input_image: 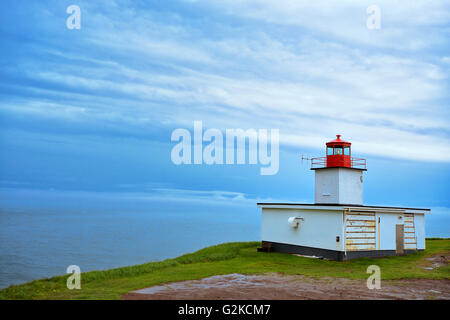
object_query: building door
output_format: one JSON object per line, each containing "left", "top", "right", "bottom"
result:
{"left": 396, "top": 224, "right": 404, "bottom": 255}
{"left": 344, "top": 211, "right": 376, "bottom": 252}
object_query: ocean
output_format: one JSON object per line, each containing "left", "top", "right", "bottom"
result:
{"left": 0, "top": 191, "right": 259, "bottom": 289}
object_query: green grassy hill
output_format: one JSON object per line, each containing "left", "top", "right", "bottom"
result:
{"left": 1, "top": 239, "right": 449, "bottom": 300}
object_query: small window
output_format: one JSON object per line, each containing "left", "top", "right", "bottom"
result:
{"left": 327, "top": 147, "right": 333, "bottom": 155}
{"left": 344, "top": 146, "right": 350, "bottom": 155}
{"left": 334, "top": 146, "right": 343, "bottom": 155}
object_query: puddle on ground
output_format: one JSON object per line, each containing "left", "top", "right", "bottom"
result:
{"left": 422, "top": 254, "right": 448, "bottom": 270}
{"left": 134, "top": 274, "right": 266, "bottom": 294}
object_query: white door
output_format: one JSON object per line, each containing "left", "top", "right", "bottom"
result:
{"left": 344, "top": 211, "right": 376, "bottom": 251}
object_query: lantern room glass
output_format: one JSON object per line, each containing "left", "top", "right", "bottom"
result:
{"left": 334, "top": 146, "right": 343, "bottom": 155}
{"left": 344, "top": 146, "right": 350, "bottom": 155}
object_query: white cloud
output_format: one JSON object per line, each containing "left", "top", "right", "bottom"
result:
{"left": 3, "top": 0, "right": 449, "bottom": 163}
{"left": 0, "top": 187, "right": 256, "bottom": 207}
{"left": 200, "top": 0, "right": 450, "bottom": 50}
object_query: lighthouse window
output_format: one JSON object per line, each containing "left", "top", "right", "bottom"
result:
{"left": 327, "top": 147, "right": 333, "bottom": 155}
{"left": 344, "top": 146, "right": 350, "bottom": 155}
{"left": 334, "top": 147, "right": 343, "bottom": 155}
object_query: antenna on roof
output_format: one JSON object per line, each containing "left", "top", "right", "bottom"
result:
{"left": 301, "top": 154, "right": 312, "bottom": 165}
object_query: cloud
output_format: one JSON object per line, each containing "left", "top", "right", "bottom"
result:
{"left": 0, "top": 186, "right": 256, "bottom": 207}
{"left": 199, "top": 0, "right": 450, "bottom": 50}
{"left": 0, "top": 0, "right": 449, "bottom": 163}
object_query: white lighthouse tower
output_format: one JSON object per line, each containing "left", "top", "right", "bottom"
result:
{"left": 311, "top": 135, "right": 366, "bottom": 205}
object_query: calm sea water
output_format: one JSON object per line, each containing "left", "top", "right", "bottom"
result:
{"left": 1, "top": 189, "right": 448, "bottom": 289}
{"left": 0, "top": 199, "right": 259, "bottom": 289}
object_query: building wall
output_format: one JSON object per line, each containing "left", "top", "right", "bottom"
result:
{"left": 261, "top": 207, "right": 427, "bottom": 256}
{"left": 315, "top": 168, "right": 340, "bottom": 204}
{"left": 374, "top": 212, "right": 425, "bottom": 251}
{"left": 261, "top": 208, "right": 344, "bottom": 252}
{"left": 314, "top": 168, "right": 363, "bottom": 205}
{"left": 338, "top": 169, "right": 363, "bottom": 205}
{"left": 415, "top": 213, "right": 426, "bottom": 250}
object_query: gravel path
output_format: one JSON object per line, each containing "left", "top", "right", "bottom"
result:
{"left": 123, "top": 273, "right": 450, "bottom": 300}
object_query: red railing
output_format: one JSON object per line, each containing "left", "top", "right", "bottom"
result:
{"left": 311, "top": 157, "right": 327, "bottom": 169}
{"left": 351, "top": 157, "right": 366, "bottom": 169}
{"left": 311, "top": 157, "right": 366, "bottom": 169}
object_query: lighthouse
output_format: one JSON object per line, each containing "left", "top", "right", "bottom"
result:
{"left": 257, "top": 135, "right": 430, "bottom": 261}
{"left": 312, "top": 135, "right": 366, "bottom": 205}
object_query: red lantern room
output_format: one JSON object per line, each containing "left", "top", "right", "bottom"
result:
{"left": 311, "top": 135, "right": 366, "bottom": 170}
{"left": 326, "top": 134, "right": 352, "bottom": 167}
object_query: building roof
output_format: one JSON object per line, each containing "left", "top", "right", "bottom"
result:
{"left": 326, "top": 134, "right": 351, "bottom": 146}
{"left": 256, "top": 202, "right": 430, "bottom": 212}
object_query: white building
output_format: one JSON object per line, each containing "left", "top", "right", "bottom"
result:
{"left": 258, "top": 135, "right": 430, "bottom": 261}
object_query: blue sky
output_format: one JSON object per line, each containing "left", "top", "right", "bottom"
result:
{"left": 0, "top": 1, "right": 449, "bottom": 235}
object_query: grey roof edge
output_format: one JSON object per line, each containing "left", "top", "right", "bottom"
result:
{"left": 256, "top": 202, "right": 431, "bottom": 211}
{"left": 311, "top": 167, "right": 367, "bottom": 171}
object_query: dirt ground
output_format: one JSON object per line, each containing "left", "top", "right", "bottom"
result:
{"left": 422, "top": 253, "right": 449, "bottom": 270}
{"left": 123, "top": 273, "right": 450, "bottom": 300}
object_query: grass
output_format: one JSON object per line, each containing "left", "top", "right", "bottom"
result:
{"left": 0, "top": 239, "right": 449, "bottom": 300}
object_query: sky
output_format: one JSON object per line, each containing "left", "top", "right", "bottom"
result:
{"left": 0, "top": 0, "right": 449, "bottom": 235}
